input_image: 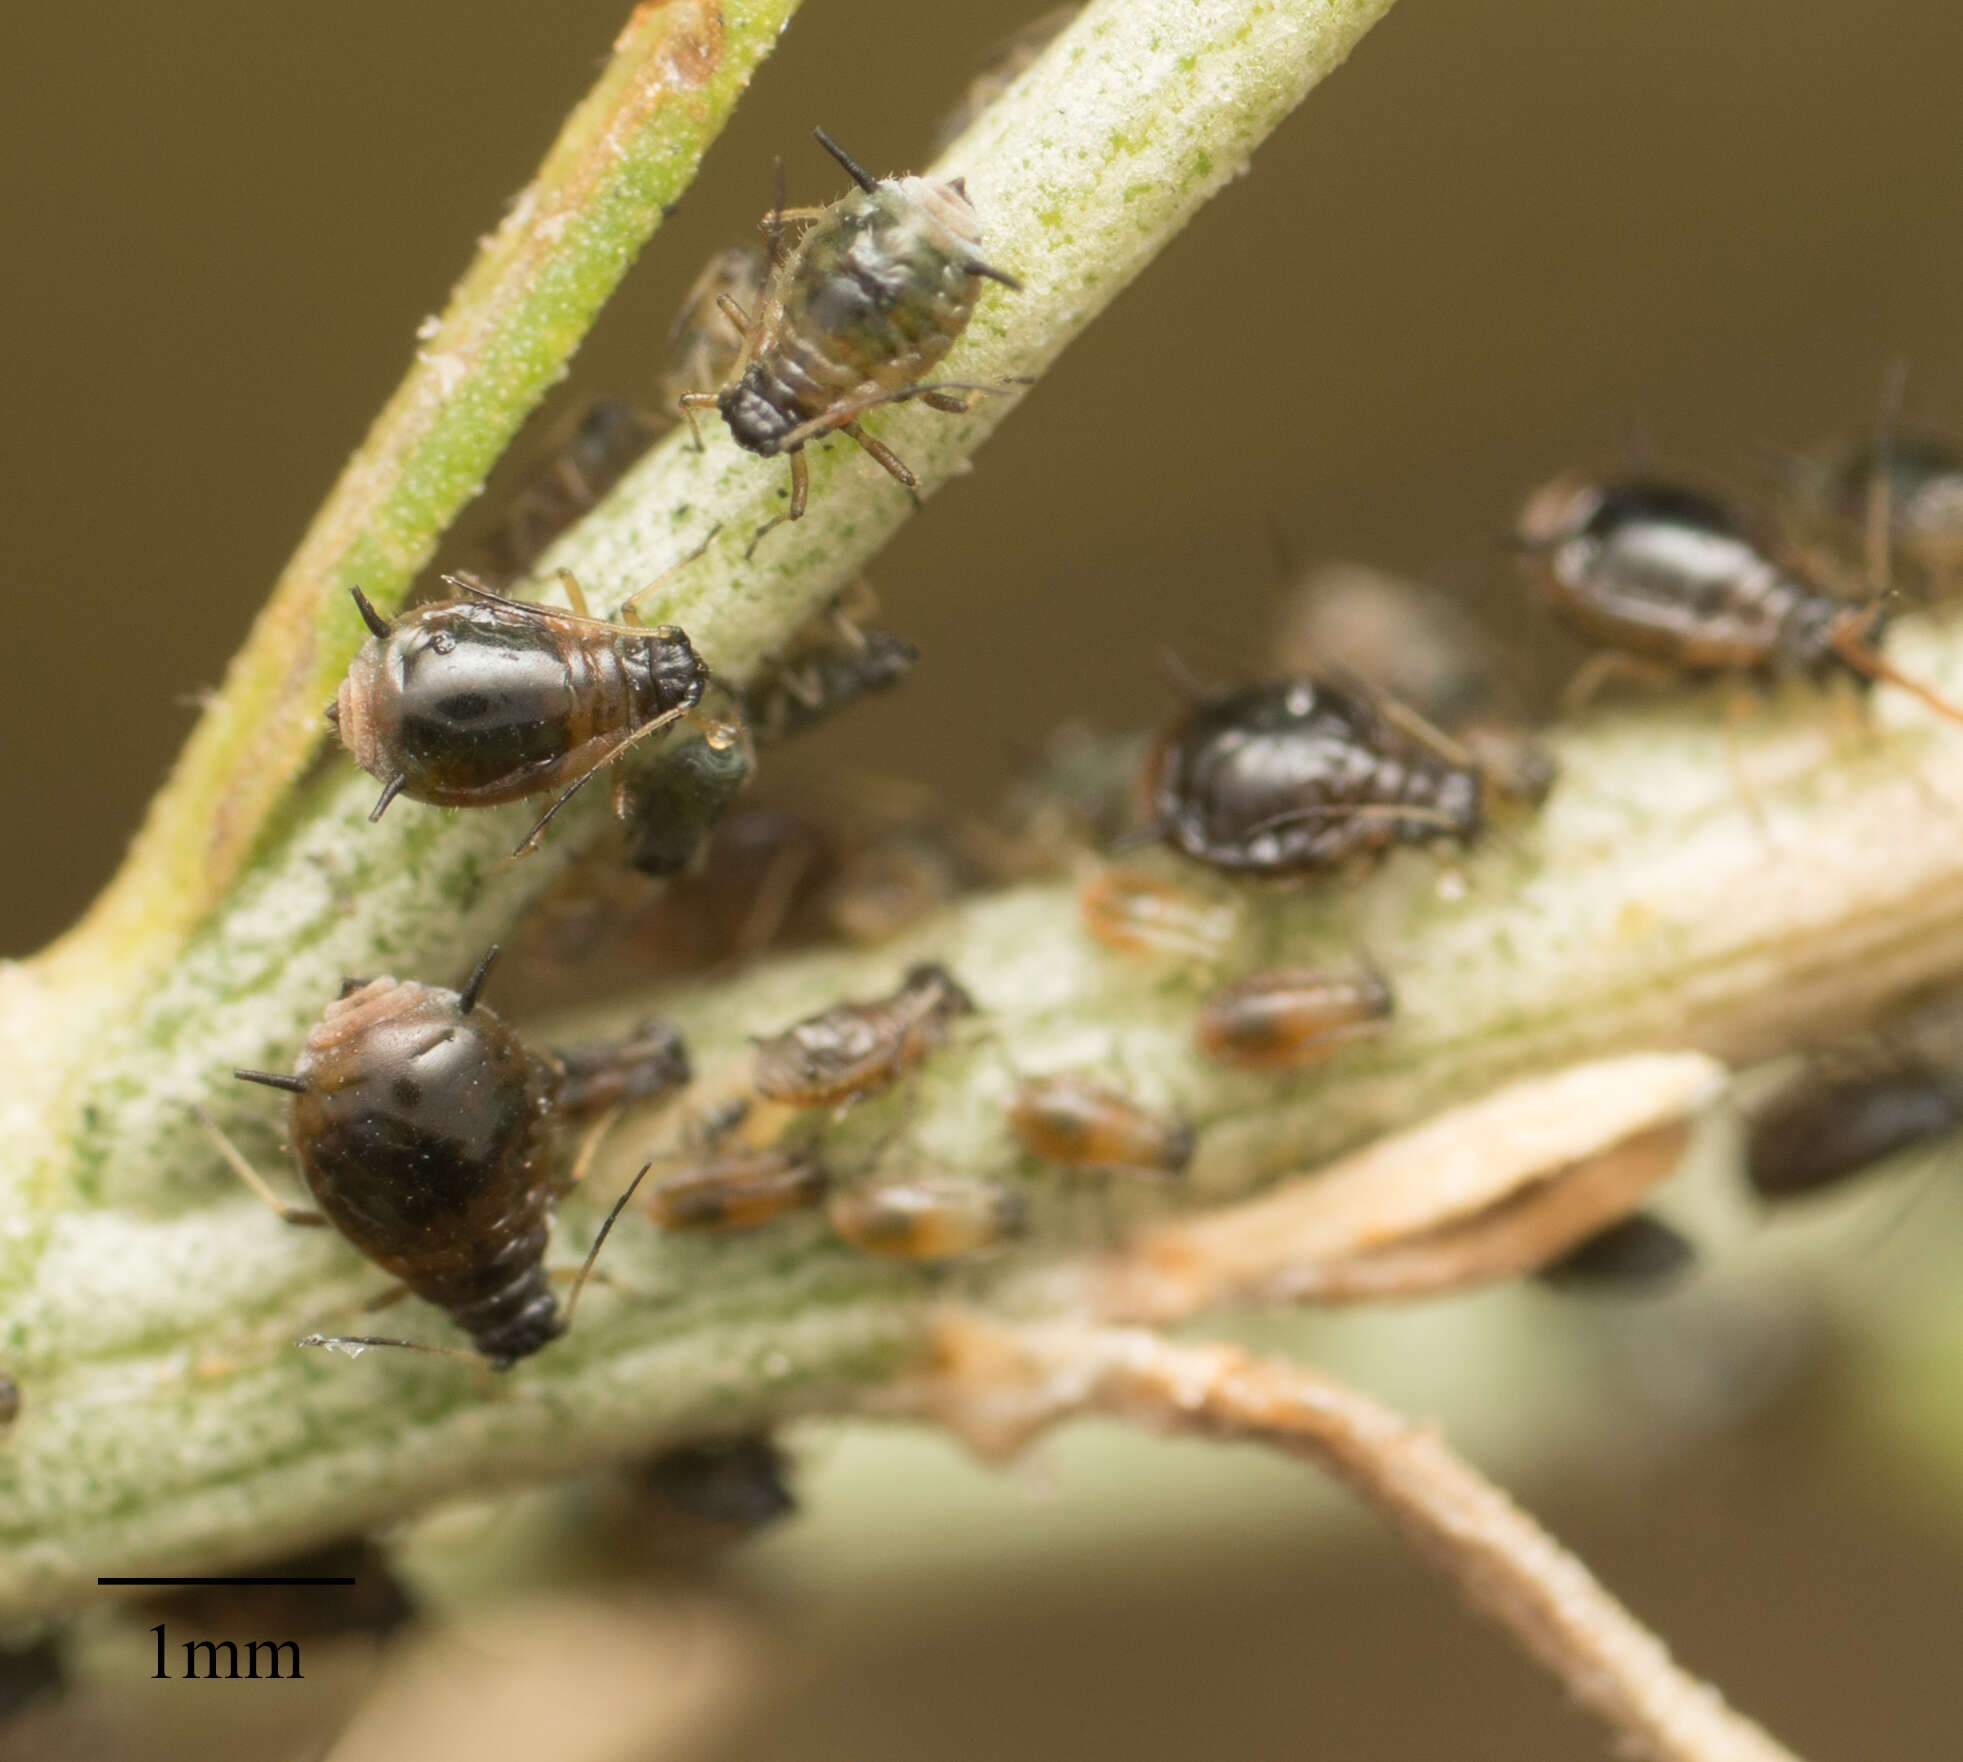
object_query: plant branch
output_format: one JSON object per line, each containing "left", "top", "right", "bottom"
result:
{"left": 895, "top": 1316, "right": 1807, "bottom": 1762}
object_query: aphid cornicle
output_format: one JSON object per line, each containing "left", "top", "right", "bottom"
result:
{"left": 827, "top": 1177, "right": 1026, "bottom": 1262}
{"left": 1193, "top": 966, "right": 1394, "bottom": 1072}
{"left": 752, "top": 961, "right": 976, "bottom": 1111}
{"left": 1007, "top": 1074, "right": 1193, "bottom": 1180}
{"left": 1514, "top": 475, "right": 1963, "bottom": 724}
{"left": 1140, "top": 677, "right": 1484, "bottom": 878}
{"left": 329, "top": 559, "right": 715, "bottom": 856}
{"left": 230, "top": 948, "right": 661, "bottom": 1369}
{"left": 680, "top": 128, "right": 1021, "bottom": 541}
{"left": 1744, "top": 1051, "right": 1963, "bottom": 1201}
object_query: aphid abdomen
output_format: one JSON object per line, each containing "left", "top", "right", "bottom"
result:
{"left": 435, "top": 1253, "right": 561, "bottom": 1368}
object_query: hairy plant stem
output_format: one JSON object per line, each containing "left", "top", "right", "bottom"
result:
{"left": 0, "top": 0, "right": 1409, "bottom": 1614}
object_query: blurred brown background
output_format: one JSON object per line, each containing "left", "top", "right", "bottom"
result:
{"left": 4, "top": 1, "right": 1962, "bottom": 1758}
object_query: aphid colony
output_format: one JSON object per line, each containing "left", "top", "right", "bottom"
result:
{"left": 205, "top": 81, "right": 1963, "bottom": 1377}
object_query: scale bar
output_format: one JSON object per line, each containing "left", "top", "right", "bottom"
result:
{"left": 98, "top": 1576, "right": 357, "bottom": 1587}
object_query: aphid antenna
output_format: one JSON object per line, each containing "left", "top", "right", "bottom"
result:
{"left": 812, "top": 125, "right": 879, "bottom": 194}
{"left": 768, "top": 380, "right": 1019, "bottom": 457}
{"left": 456, "top": 944, "right": 502, "bottom": 1015}
{"left": 1831, "top": 610, "right": 1963, "bottom": 730}
{"left": 561, "top": 1159, "right": 660, "bottom": 1330}
{"left": 296, "top": 1333, "right": 488, "bottom": 1369}
{"left": 348, "top": 585, "right": 394, "bottom": 641}
{"left": 1156, "top": 647, "right": 1213, "bottom": 703}
{"left": 509, "top": 700, "right": 696, "bottom": 857}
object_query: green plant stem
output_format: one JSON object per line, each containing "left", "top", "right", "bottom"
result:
{"left": 0, "top": 0, "right": 1407, "bottom": 1614}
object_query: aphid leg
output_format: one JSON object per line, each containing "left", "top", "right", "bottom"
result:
{"left": 770, "top": 383, "right": 1015, "bottom": 455}
{"left": 618, "top": 523, "right": 723, "bottom": 622}
{"left": 733, "top": 834, "right": 821, "bottom": 958}
{"left": 1560, "top": 650, "right": 1680, "bottom": 715}
{"left": 679, "top": 392, "right": 717, "bottom": 451}
{"left": 921, "top": 390, "right": 983, "bottom": 415}
{"left": 560, "top": 1103, "right": 625, "bottom": 1199}
{"left": 510, "top": 704, "right": 694, "bottom": 856}
{"left": 560, "top": 1160, "right": 659, "bottom": 1330}
{"left": 193, "top": 1106, "right": 328, "bottom": 1227}
{"left": 756, "top": 206, "right": 829, "bottom": 230}
{"left": 841, "top": 421, "right": 921, "bottom": 505}
{"left": 1832, "top": 610, "right": 1963, "bottom": 728}
{"left": 715, "top": 293, "right": 754, "bottom": 332}
{"left": 744, "top": 454, "right": 808, "bottom": 559}
{"left": 554, "top": 568, "right": 593, "bottom": 620}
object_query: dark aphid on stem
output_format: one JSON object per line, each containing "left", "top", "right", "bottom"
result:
{"left": 491, "top": 397, "right": 663, "bottom": 576}
{"left": 933, "top": 6, "right": 1080, "bottom": 150}
{"left": 679, "top": 127, "right": 1021, "bottom": 545}
{"left": 1077, "top": 864, "right": 1242, "bottom": 966}
{"left": 828, "top": 1176, "right": 1026, "bottom": 1262}
{"left": 1194, "top": 966, "right": 1394, "bottom": 1072}
{"left": 226, "top": 948, "right": 661, "bottom": 1370}
{"left": 1538, "top": 1212, "right": 1697, "bottom": 1293}
{"left": 634, "top": 1434, "right": 798, "bottom": 1531}
{"left": 1140, "top": 676, "right": 1485, "bottom": 878}
{"left": 658, "top": 243, "right": 771, "bottom": 415}
{"left": 1514, "top": 475, "right": 1963, "bottom": 725}
{"left": 143, "top": 1537, "right": 416, "bottom": 1645}
{"left": 620, "top": 687, "right": 756, "bottom": 878}
{"left": 0, "top": 1635, "right": 62, "bottom": 1726}
{"left": 742, "top": 581, "right": 919, "bottom": 743}
{"left": 1007, "top": 1074, "right": 1193, "bottom": 1180}
{"left": 1744, "top": 1050, "right": 1963, "bottom": 1201}
{"left": 329, "top": 540, "right": 721, "bottom": 856}
{"left": 0, "top": 1373, "right": 17, "bottom": 1430}
{"left": 752, "top": 961, "right": 976, "bottom": 1112}
{"left": 551, "top": 1018, "right": 692, "bottom": 1116}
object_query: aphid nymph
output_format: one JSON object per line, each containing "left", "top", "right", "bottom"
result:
{"left": 1193, "top": 966, "right": 1394, "bottom": 1072}
{"left": 1007, "top": 1073, "right": 1193, "bottom": 1180}
{"left": 752, "top": 960, "right": 976, "bottom": 1111}
{"left": 680, "top": 128, "right": 1021, "bottom": 545}
{"left": 1744, "top": 1050, "right": 1963, "bottom": 1201}
{"left": 827, "top": 1176, "right": 1026, "bottom": 1262}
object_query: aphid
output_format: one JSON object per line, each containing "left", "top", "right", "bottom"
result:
{"left": 227, "top": 948, "right": 649, "bottom": 1369}
{"left": 1140, "top": 676, "right": 1484, "bottom": 878}
{"left": 1007, "top": 1074, "right": 1193, "bottom": 1179}
{"left": 933, "top": 6, "right": 1079, "bottom": 149}
{"left": 742, "top": 582, "right": 919, "bottom": 743}
{"left": 679, "top": 128, "right": 1021, "bottom": 543}
{"left": 329, "top": 547, "right": 717, "bottom": 856}
{"left": 551, "top": 1017, "right": 692, "bottom": 1115}
{"left": 1194, "top": 966, "right": 1394, "bottom": 1072}
{"left": 0, "top": 1373, "right": 17, "bottom": 1429}
{"left": 620, "top": 695, "right": 755, "bottom": 878}
{"left": 492, "top": 397, "right": 662, "bottom": 575}
{"left": 828, "top": 1176, "right": 1026, "bottom": 1262}
{"left": 1744, "top": 1051, "right": 1963, "bottom": 1201}
{"left": 1274, "top": 561, "right": 1555, "bottom": 805}
{"left": 647, "top": 1145, "right": 831, "bottom": 1233}
{"left": 1078, "top": 864, "right": 1241, "bottom": 965}
{"left": 825, "top": 834, "right": 963, "bottom": 946}
{"left": 753, "top": 961, "right": 976, "bottom": 1111}
{"left": 1822, "top": 433, "right": 1963, "bottom": 587}
{"left": 1538, "top": 1211, "right": 1696, "bottom": 1293}
{"left": 634, "top": 1433, "right": 797, "bottom": 1530}
{"left": 0, "top": 1636, "right": 62, "bottom": 1725}
{"left": 658, "top": 242, "right": 771, "bottom": 415}
{"left": 1514, "top": 475, "right": 1963, "bottom": 724}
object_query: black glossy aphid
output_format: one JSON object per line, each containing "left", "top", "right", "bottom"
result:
{"left": 621, "top": 711, "right": 755, "bottom": 878}
{"left": 493, "top": 397, "right": 661, "bottom": 575}
{"left": 551, "top": 1018, "right": 692, "bottom": 1116}
{"left": 753, "top": 961, "right": 975, "bottom": 1111}
{"left": 1516, "top": 476, "right": 1963, "bottom": 724}
{"left": 331, "top": 570, "right": 711, "bottom": 855}
{"left": 679, "top": 128, "right": 1020, "bottom": 538}
{"left": 228, "top": 948, "right": 659, "bottom": 1370}
{"left": 1539, "top": 1212, "right": 1696, "bottom": 1293}
{"left": 1744, "top": 1053, "right": 1963, "bottom": 1201}
{"left": 1140, "top": 677, "right": 1483, "bottom": 877}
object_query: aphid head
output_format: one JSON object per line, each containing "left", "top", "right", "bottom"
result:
{"left": 719, "top": 371, "right": 794, "bottom": 456}
{"left": 903, "top": 962, "right": 977, "bottom": 1018}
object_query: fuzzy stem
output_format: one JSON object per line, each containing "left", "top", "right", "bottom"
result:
{"left": 897, "top": 1317, "right": 1807, "bottom": 1762}
{"left": 0, "top": 0, "right": 1406, "bottom": 1615}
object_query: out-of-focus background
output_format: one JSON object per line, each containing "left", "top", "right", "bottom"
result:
{"left": 4, "top": 1, "right": 1963, "bottom": 1757}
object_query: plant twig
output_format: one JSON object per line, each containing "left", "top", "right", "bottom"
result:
{"left": 897, "top": 1315, "right": 1807, "bottom": 1762}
